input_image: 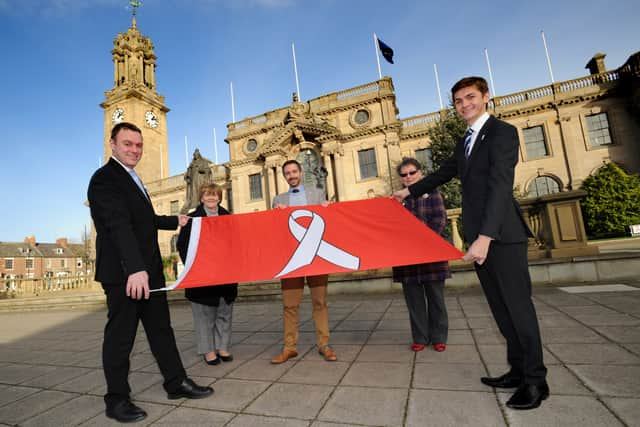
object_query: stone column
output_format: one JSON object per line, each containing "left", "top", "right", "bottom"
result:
{"left": 333, "top": 150, "right": 346, "bottom": 202}
{"left": 323, "top": 153, "right": 336, "bottom": 201}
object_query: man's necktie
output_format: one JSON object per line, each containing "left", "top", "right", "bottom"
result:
{"left": 463, "top": 128, "right": 474, "bottom": 159}
{"left": 129, "top": 170, "right": 149, "bottom": 200}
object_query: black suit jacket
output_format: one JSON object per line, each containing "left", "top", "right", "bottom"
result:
{"left": 410, "top": 115, "right": 532, "bottom": 244}
{"left": 88, "top": 158, "right": 178, "bottom": 288}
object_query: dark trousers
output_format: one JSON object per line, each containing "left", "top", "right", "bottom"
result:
{"left": 401, "top": 279, "right": 448, "bottom": 344}
{"left": 102, "top": 285, "right": 186, "bottom": 407}
{"left": 475, "top": 242, "right": 547, "bottom": 385}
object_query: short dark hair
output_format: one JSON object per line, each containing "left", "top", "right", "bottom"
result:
{"left": 282, "top": 159, "right": 302, "bottom": 173}
{"left": 451, "top": 76, "right": 489, "bottom": 98}
{"left": 110, "top": 122, "right": 142, "bottom": 141}
{"left": 396, "top": 157, "right": 422, "bottom": 175}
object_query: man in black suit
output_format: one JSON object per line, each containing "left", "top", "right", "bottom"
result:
{"left": 88, "top": 122, "right": 213, "bottom": 423}
{"left": 393, "top": 77, "right": 548, "bottom": 410}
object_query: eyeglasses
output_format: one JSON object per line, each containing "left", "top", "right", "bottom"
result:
{"left": 399, "top": 170, "right": 418, "bottom": 178}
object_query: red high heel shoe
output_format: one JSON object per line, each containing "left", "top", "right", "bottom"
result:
{"left": 433, "top": 343, "right": 446, "bottom": 352}
{"left": 411, "top": 343, "right": 426, "bottom": 352}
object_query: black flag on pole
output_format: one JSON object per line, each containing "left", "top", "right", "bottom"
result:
{"left": 377, "top": 38, "right": 394, "bottom": 64}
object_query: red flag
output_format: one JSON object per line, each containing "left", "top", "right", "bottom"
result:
{"left": 159, "top": 198, "right": 462, "bottom": 291}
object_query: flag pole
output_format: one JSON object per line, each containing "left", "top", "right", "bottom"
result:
{"left": 184, "top": 136, "right": 189, "bottom": 170}
{"left": 373, "top": 33, "right": 382, "bottom": 80}
{"left": 213, "top": 127, "right": 218, "bottom": 165}
{"left": 484, "top": 48, "right": 497, "bottom": 96}
{"left": 541, "top": 30, "right": 555, "bottom": 83}
{"left": 433, "top": 63, "right": 444, "bottom": 110}
{"left": 230, "top": 81, "right": 236, "bottom": 123}
{"left": 291, "top": 42, "right": 301, "bottom": 100}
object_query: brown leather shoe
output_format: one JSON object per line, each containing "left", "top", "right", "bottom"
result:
{"left": 271, "top": 349, "right": 298, "bottom": 364}
{"left": 319, "top": 345, "right": 337, "bottom": 362}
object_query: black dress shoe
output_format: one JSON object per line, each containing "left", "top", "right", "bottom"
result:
{"left": 204, "top": 355, "right": 221, "bottom": 365}
{"left": 218, "top": 353, "right": 233, "bottom": 362}
{"left": 105, "top": 400, "right": 147, "bottom": 423}
{"left": 506, "top": 383, "right": 550, "bottom": 410}
{"left": 481, "top": 372, "right": 523, "bottom": 388}
{"left": 167, "top": 378, "right": 214, "bottom": 400}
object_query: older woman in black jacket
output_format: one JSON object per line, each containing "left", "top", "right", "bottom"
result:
{"left": 177, "top": 183, "right": 238, "bottom": 365}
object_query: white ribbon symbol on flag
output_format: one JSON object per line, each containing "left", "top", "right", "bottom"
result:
{"left": 275, "top": 209, "right": 360, "bottom": 278}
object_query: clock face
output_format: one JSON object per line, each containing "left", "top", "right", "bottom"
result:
{"left": 246, "top": 139, "right": 258, "bottom": 152}
{"left": 111, "top": 108, "right": 125, "bottom": 124}
{"left": 145, "top": 111, "right": 159, "bottom": 128}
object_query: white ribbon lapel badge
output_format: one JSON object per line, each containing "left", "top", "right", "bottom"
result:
{"left": 275, "top": 209, "right": 360, "bottom": 278}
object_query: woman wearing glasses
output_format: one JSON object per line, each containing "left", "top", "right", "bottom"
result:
{"left": 393, "top": 157, "right": 451, "bottom": 352}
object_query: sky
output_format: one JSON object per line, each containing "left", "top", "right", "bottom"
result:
{"left": 0, "top": 0, "right": 638, "bottom": 243}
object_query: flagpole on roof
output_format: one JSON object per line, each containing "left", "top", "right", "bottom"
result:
{"left": 484, "top": 48, "right": 497, "bottom": 96}
{"left": 373, "top": 33, "right": 382, "bottom": 80}
{"left": 541, "top": 30, "right": 555, "bottom": 83}
{"left": 230, "top": 81, "right": 236, "bottom": 123}
{"left": 184, "top": 136, "right": 189, "bottom": 170}
{"left": 213, "top": 127, "right": 218, "bottom": 165}
{"left": 291, "top": 42, "right": 302, "bottom": 100}
{"left": 433, "top": 63, "right": 444, "bottom": 110}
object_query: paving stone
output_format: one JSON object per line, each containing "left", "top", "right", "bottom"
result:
{"left": 0, "top": 390, "right": 77, "bottom": 425}
{"left": 21, "top": 395, "right": 104, "bottom": 427}
{"left": 20, "top": 366, "right": 93, "bottom": 388}
{"left": 245, "top": 383, "right": 333, "bottom": 419}
{"left": 328, "top": 331, "right": 370, "bottom": 344}
{"left": 334, "top": 320, "right": 378, "bottom": 331}
{"left": 548, "top": 343, "right": 640, "bottom": 364}
{"left": 406, "top": 389, "right": 505, "bottom": 427}
{"left": 573, "top": 314, "right": 640, "bottom": 327}
{"left": 540, "top": 326, "right": 608, "bottom": 343}
{"left": 78, "top": 401, "right": 175, "bottom": 426}
{"left": 0, "top": 364, "right": 56, "bottom": 384}
{"left": 0, "top": 384, "right": 40, "bottom": 407}
{"left": 478, "top": 344, "right": 560, "bottom": 365}
{"left": 318, "top": 386, "right": 407, "bottom": 426}
{"left": 280, "top": 361, "right": 350, "bottom": 385}
{"left": 356, "top": 344, "right": 414, "bottom": 363}
{"left": 182, "top": 378, "right": 270, "bottom": 412}
{"left": 53, "top": 369, "right": 105, "bottom": 394}
{"left": 602, "top": 397, "right": 640, "bottom": 427}
{"left": 341, "top": 362, "right": 411, "bottom": 388}
{"left": 502, "top": 394, "right": 623, "bottom": 426}
{"left": 413, "top": 363, "right": 487, "bottom": 391}
{"left": 151, "top": 406, "right": 233, "bottom": 426}
{"left": 594, "top": 326, "right": 640, "bottom": 343}
{"left": 570, "top": 365, "right": 640, "bottom": 397}
{"left": 226, "top": 414, "right": 309, "bottom": 427}
{"left": 415, "top": 344, "right": 482, "bottom": 364}
{"left": 537, "top": 314, "right": 584, "bottom": 328}
{"left": 226, "top": 358, "right": 292, "bottom": 381}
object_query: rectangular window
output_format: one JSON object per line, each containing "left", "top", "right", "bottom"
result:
{"left": 170, "top": 200, "right": 180, "bottom": 215}
{"left": 358, "top": 148, "right": 378, "bottom": 179}
{"left": 249, "top": 173, "right": 263, "bottom": 200}
{"left": 5, "top": 259, "right": 13, "bottom": 269}
{"left": 46, "top": 258, "right": 51, "bottom": 268}
{"left": 61, "top": 259, "right": 66, "bottom": 268}
{"left": 415, "top": 148, "right": 434, "bottom": 172}
{"left": 76, "top": 258, "right": 83, "bottom": 268}
{"left": 25, "top": 258, "right": 34, "bottom": 269}
{"left": 586, "top": 113, "right": 612, "bottom": 147}
{"left": 522, "top": 126, "right": 549, "bottom": 159}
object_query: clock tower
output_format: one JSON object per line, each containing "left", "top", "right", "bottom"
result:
{"left": 100, "top": 15, "right": 169, "bottom": 183}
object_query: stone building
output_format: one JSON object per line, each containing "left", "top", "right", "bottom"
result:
{"left": 98, "top": 18, "right": 639, "bottom": 259}
{"left": 0, "top": 236, "right": 90, "bottom": 290}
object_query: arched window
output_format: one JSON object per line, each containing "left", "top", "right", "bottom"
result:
{"left": 527, "top": 176, "right": 561, "bottom": 197}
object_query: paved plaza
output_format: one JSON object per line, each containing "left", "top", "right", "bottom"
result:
{"left": 1, "top": 283, "right": 639, "bottom": 426}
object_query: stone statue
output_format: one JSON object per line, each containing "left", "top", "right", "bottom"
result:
{"left": 181, "top": 149, "right": 213, "bottom": 213}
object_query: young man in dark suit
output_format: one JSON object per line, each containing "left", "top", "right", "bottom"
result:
{"left": 88, "top": 122, "right": 213, "bottom": 423}
{"left": 393, "top": 77, "right": 548, "bottom": 410}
